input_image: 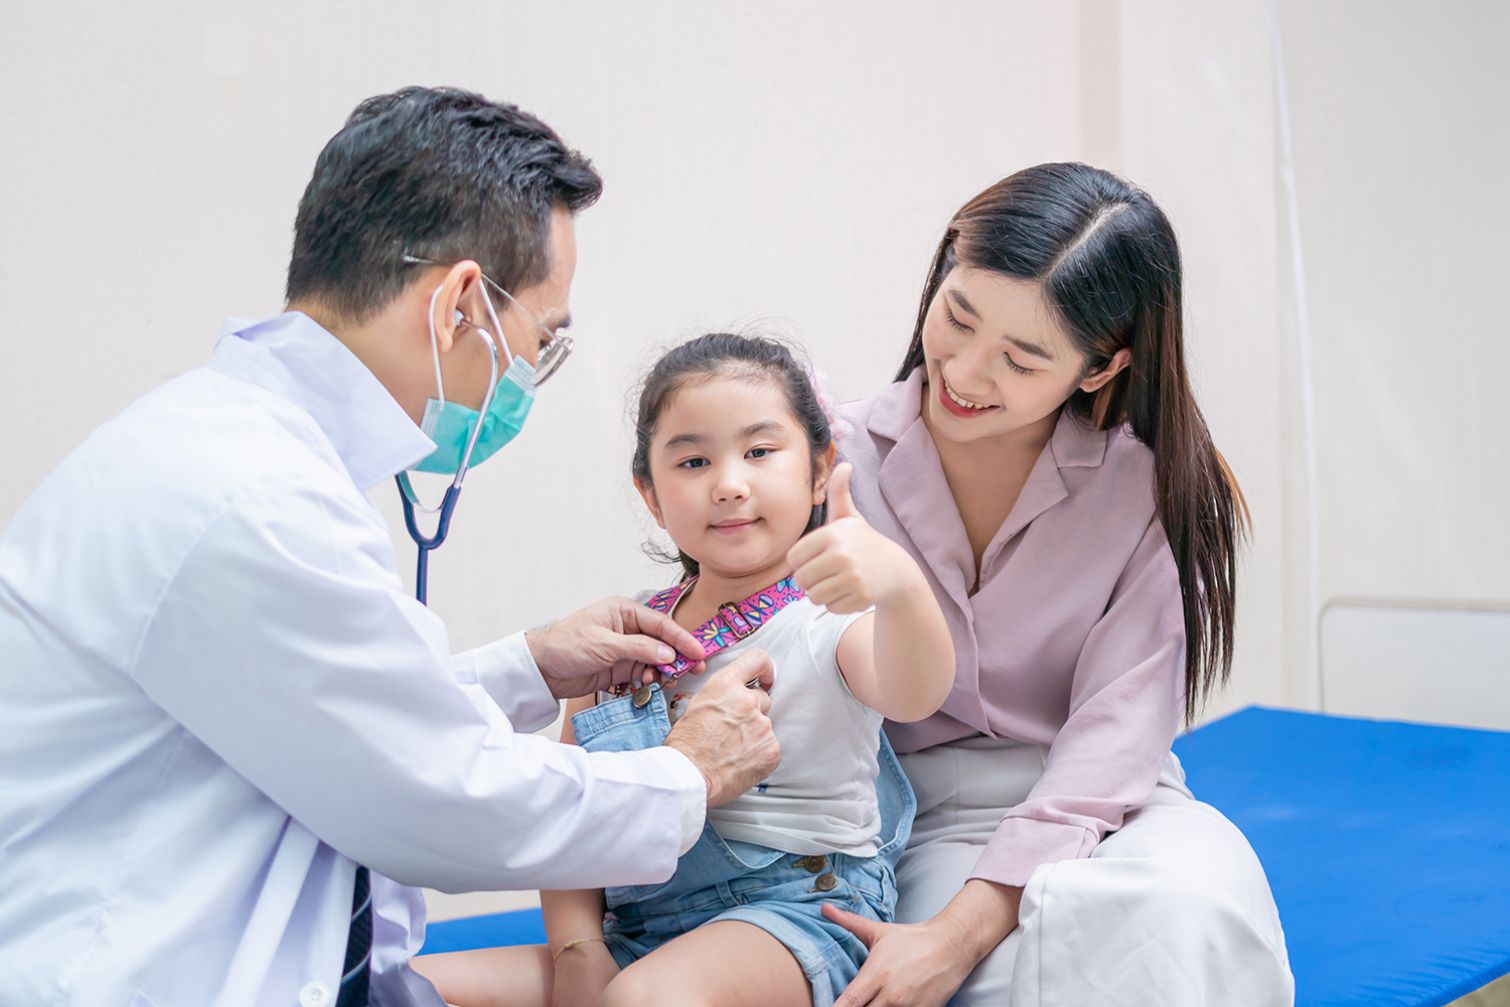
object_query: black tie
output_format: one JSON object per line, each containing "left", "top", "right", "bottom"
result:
{"left": 336, "top": 866, "right": 373, "bottom": 1007}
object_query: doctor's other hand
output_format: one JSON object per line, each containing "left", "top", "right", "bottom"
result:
{"left": 526, "top": 597, "right": 707, "bottom": 700}
{"left": 664, "top": 651, "right": 780, "bottom": 808}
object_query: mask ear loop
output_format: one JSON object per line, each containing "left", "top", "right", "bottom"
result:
{"left": 429, "top": 285, "right": 450, "bottom": 409}
{"left": 484, "top": 280, "right": 551, "bottom": 394}
{"left": 452, "top": 277, "right": 506, "bottom": 486}
{"left": 477, "top": 275, "right": 514, "bottom": 369}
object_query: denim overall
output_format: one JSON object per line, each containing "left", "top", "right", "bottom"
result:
{"left": 572, "top": 683, "right": 917, "bottom": 1007}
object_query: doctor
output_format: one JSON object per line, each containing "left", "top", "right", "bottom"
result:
{"left": 0, "top": 87, "right": 779, "bottom": 1007}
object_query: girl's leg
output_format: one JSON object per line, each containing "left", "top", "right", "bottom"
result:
{"left": 601, "top": 920, "right": 811, "bottom": 1007}
{"left": 411, "top": 944, "right": 553, "bottom": 1007}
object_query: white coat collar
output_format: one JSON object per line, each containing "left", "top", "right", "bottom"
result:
{"left": 209, "top": 311, "right": 436, "bottom": 490}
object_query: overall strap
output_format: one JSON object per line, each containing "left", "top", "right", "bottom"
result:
{"left": 642, "top": 576, "right": 806, "bottom": 681}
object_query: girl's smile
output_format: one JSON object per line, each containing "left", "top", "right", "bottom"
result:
{"left": 710, "top": 518, "right": 761, "bottom": 534}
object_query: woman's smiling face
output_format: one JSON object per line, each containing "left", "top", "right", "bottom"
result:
{"left": 918, "top": 266, "right": 1123, "bottom": 445}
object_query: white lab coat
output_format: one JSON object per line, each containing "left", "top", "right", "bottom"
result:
{"left": 0, "top": 313, "right": 704, "bottom": 1007}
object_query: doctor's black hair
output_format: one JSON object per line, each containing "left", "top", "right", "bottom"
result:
{"left": 285, "top": 86, "right": 602, "bottom": 321}
{"left": 632, "top": 333, "right": 834, "bottom": 580}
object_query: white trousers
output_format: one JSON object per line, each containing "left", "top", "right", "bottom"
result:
{"left": 895, "top": 736, "right": 1294, "bottom": 1007}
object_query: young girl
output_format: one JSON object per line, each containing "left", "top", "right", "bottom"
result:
{"left": 419, "top": 333, "right": 955, "bottom": 1007}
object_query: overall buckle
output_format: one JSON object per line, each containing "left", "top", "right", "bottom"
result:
{"left": 717, "top": 602, "right": 755, "bottom": 639}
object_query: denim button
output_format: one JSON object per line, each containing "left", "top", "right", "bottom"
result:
{"left": 795, "top": 855, "right": 827, "bottom": 873}
{"left": 632, "top": 685, "right": 653, "bottom": 708}
{"left": 813, "top": 873, "right": 838, "bottom": 892}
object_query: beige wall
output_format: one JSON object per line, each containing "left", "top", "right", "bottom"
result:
{"left": 3, "top": 1, "right": 1502, "bottom": 921}
{"left": 1279, "top": 0, "right": 1510, "bottom": 606}
{"left": 1112, "top": 0, "right": 1295, "bottom": 715}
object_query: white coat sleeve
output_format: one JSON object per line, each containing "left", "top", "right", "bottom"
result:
{"left": 128, "top": 478, "right": 703, "bottom": 893}
{"left": 453, "top": 634, "right": 561, "bottom": 734}
{"left": 454, "top": 634, "right": 708, "bottom": 852}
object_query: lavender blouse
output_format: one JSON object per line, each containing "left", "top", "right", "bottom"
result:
{"left": 840, "top": 369, "right": 1185, "bottom": 888}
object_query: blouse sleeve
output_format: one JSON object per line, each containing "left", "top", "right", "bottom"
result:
{"left": 969, "top": 516, "right": 1187, "bottom": 888}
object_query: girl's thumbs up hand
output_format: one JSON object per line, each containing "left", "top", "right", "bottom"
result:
{"left": 787, "top": 463, "right": 921, "bottom": 614}
{"left": 824, "top": 460, "right": 860, "bottom": 521}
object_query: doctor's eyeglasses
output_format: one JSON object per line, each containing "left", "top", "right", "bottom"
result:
{"left": 400, "top": 253, "right": 574, "bottom": 386}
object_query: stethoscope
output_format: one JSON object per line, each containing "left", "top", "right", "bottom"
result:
{"left": 395, "top": 312, "right": 502, "bottom": 605}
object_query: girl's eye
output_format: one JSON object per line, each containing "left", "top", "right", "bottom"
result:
{"left": 747, "top": 447, "right": 772, "bottom": 460}
{"left": 1003, "top": 353, "right": 1034, "bottom": 376}
{"left": 944, "top": 305, "right": 972, "bottom": 333}
{"left": 677, "top": 457, "right": 708, "bottom": 470}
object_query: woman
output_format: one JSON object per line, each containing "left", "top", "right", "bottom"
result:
{"left": 821, "top": 163, "right": 1293, "bottom": 1006}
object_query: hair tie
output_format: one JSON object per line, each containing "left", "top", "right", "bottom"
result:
{"left": 807, "top": 367, "right": 854, "bottom": 448}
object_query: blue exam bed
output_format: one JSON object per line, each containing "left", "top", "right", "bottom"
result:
{"left": 421, "top": 706, "right": 1510, "bottom": 1006}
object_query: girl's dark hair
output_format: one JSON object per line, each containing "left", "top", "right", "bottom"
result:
{"left": 896, "top": 162, "right": 1248, "bottom": 721}
{"left": 633, "top": 333, "right": 833, "bottom": 580}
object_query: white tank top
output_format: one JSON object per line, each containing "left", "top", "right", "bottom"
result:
{"left": 647, "top": 591, "right": 883, "bottom": 856}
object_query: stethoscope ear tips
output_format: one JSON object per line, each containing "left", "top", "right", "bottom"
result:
{"left": 453, "top": 309, "right": 465, "bottom": 326}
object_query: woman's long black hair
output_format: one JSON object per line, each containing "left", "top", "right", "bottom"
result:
{"left": 897, "top": 163, "right": 1248, "bottom": 720}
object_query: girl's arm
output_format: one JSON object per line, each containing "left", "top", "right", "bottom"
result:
{"left": 540, "top": 696, "right": 621, "bottom": 1002}
{"left": 790, "top": 463, "right": 955, "bottom": 722}
{"left": 835, "top": 574, "right": 954, "bottom": 722}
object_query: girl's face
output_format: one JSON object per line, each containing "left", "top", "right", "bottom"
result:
{"left": 918, "top": 266, "right": 1128, "bottom": 445}
{"left": 637, "top": 372, "right": 827, "bottom": 582}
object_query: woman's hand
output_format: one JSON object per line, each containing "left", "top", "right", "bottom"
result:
{"left": 550, "top": 940, "right": 620, "bottom": 1007}
{"left": 822, "top": 880, "right": 1022, "bottom": 1007}
{"left": 820, "top": 908, "right": 978, "bottom": 1007}
{"left": 788, "top": 464, "right": 926, "bottom": 614}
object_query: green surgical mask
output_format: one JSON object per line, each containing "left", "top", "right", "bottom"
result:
{"left": 410, "top": 284, "right": 536, "bottom": 476}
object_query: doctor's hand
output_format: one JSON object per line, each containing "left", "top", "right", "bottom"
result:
{"left": 788, "top": 463, "right": 923, "bottom": 614}
{"left": 664, "top": 652, "right": 780, "bottom": 808}
{"left": 526, "top": 597, "right": 707, "bottom": 700}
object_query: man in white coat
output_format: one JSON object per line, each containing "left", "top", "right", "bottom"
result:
{"left": 0, "top": 86, "right": 779, "bottom": 1007}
